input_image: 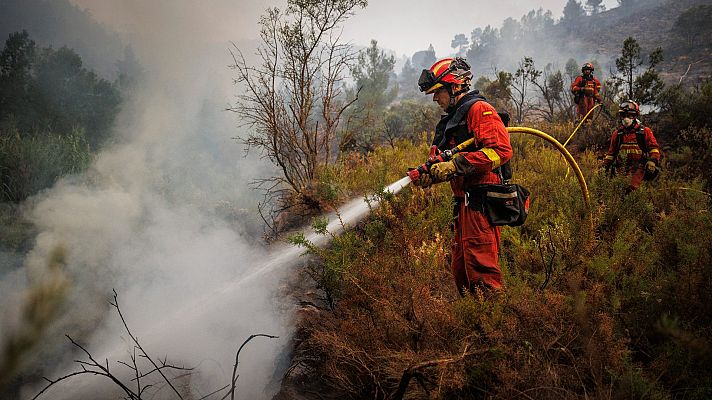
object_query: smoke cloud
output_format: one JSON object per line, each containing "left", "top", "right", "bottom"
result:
{"left": 2, "top": 1, "right": 299, "bottom": 399}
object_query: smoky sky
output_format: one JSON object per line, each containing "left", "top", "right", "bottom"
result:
{"left": 70, "top": 0, "right": 620, "bottom": 58}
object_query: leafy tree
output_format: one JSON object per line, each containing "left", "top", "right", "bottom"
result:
{"left": 500, "top": 18, "right": 521, "bottom": 43}
{"left": 480, "top": 25, "right": 499, "bottom": 48}
{"left": 0, "top": 31, "right": 36, "bottom": 126}
{"left": 229, "top": 0, "right": 367, "bottom": 220}
{"left": 32, "top": 45, "right": 121, "bottom": 146}
{"left": 411, "top": 44, "right": 436, "bottom": 70}
{"left": 673, "top": 5, "right": 712, "bottom": 49}
{"left": 508, "top": 57, "right": 539, "bottom": 124}
{"left": 586, "top": 0, "right": 604, "bottom": 14}
{"left": 529, "top": 62, "right": 567, "bottom": 122}
{"left": 565, "top": 58, "right": 580, "bottom": 82}
{"left": 397, "top": 58, "right": 419, "bottom": 99}
{"left": 561, "top": 0, "right": 585, "bottom": 29}
{"left": 617, "top": 0, "right": 638, "bottom": 8}
{"left": 476, "top": 72, "right": 513, "bottom": 112}
{"left": 0, "top": 31, "right": 121, "bottom": 147}
{"left": 466, "top": 25, "right": 499, "bottom": 72}
{"left": 342, "top": 39, "right": 397, "bottom": 152}
{"left": 450, "top": 33, "right": 469, "bottom": 56}
{"left": 351, "top": 40, "right": 397, "bottom": 109}
{"left": 382, "top": 100, "right": 439, "bottom": 147}
{"left": 469, "top": 28, "right": 483, "bottom": 49}
{"left": 520, "top": 8, "right": 555, "bottom": 35}
{"left": 0, "top": 0, "right": 126, "bottom": 78}
{"left": 610, "top": 37, "right": 664, "bottom": 105}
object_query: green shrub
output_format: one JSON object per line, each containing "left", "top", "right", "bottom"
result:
{"left": 0, "top": 127, "right": 91, "bottom": 202}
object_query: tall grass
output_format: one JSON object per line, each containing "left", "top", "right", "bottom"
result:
{"left": 0, "top": 127, "right": 91, "bottom": 202}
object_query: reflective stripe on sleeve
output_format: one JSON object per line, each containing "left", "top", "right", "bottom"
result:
{"left": 481, "top": 148, "right": 501, "bottom": 169}
{"left": 649, "top": 149, "right": 660, "bottom": 154}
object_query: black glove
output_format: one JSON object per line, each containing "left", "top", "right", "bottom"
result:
{"left": 603, "top": 162, "right": 613, "bottom": 174}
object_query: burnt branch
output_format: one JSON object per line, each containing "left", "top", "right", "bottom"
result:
{"left": 32, "top": 335, "right": 139, "bottom": 400}
{"left": 391, "top": 346, "right": 489, "bottom": 400}
{"left": 33, "top": 290, "right": 193, "bottom": 400}
{"left": 225, "top": 334, "right": 279, "bottom": 400}
{"left": 110, "top": 289, "right": 187, "bottom": 399}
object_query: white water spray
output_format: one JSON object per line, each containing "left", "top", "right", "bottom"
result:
{"left": 41, "top": 176, "right": 413, "bottom": 399}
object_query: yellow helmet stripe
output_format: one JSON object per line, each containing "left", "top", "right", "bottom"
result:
{"left": 432, "top": 59, "right": 452, "bottom": 75}
{"left": 425, "top": 83, "right": 443, "bottom": 94}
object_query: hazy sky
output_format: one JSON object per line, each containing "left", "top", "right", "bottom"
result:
{"left": 72, "top": 0, "right": 620, "bottom": 57}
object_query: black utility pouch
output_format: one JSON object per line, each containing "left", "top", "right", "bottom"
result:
{"left": 477, "top": 184, "right": 530, "bottom": 227}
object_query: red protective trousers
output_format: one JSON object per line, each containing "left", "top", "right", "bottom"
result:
{"left": 451, "top": 201, "right": 503, "bottom": 295}
{"left": 625, "top": 165, "right": 646, "bottom": 192}
{"left": 571, "top": 75, "right": 601, "bottom": 121}
{"left": 576, "top": 95, "right": 598, "bottom": 120}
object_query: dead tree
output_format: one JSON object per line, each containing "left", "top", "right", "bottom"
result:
{"left": 530, "top": 63, "right": 566, "bottom": 123}
{"left": 228, "top": 0, "right": 366, "bottom": 229}
{"left": 507, "top": 57, "right": 539, "bottom": 124}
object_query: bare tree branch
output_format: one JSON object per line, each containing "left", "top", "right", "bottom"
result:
{"left": 110, "top": 289, "right": 186, "bottom": 399}
{"left": 225, "top": 334, "right": 279, "bottom": 400}
{"left": 32, "top": 335, "right": 139, "bottom": 400}
{"left": 391, "top": 346, "right": 490, "bottom": 400}
{"left": 228, "top": 1, "right": 366, "bottom": 230}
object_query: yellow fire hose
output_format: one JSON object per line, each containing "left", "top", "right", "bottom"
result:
{"left": 507, "top": 126, "right": 592, "bottom": 227}
{"left": 562, "top": 103, "right": 601, "bottom": 147}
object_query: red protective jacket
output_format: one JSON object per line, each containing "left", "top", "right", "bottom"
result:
{"left": 438, "top": 97, "right": 512, "bottom": 293}
{"left": 449, "top": 101, "right": 513, "bottom": 195}
{"left": 571, "top": 75, "right": 601, "bottom": 119}
{"left": 603, "top": 121, "right": 660, "bottom": 191}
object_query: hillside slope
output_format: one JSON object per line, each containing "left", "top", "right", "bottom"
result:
{"left": 582, "top": 0, "right": 711, "bottom": 84}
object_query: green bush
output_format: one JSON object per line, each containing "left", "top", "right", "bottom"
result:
{"left": 0, "top": 127, "right": 91, "bottom": 202}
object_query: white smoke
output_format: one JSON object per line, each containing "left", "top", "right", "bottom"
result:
{"left": 3, "top": 1, "right": 301, "bottom": 399}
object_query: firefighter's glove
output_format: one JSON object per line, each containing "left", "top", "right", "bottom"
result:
{"left": 603, "top": 160, "right": 612, "bottom": 173}
{"left": 646, "top": 160, "right": 657, "bottom": 172}
{"left": 430, "top": 160, "right": 456, "bottom": 181}
{"left": 412, "top": 173, "right": 433, "bottom": 188}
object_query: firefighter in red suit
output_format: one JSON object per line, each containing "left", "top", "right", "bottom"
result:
{"left": 571, "top": 62, "right": 602, "bottom": 122}
{"left": 414, "top": 58, "right": 512, "bottom": 294}
{"left": 603, "top": 100, "right": 661, "bottom": 193}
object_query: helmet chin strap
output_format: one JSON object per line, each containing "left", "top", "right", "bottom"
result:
{"left": 446, "top": 84, "right": 469, "bottom": 111}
